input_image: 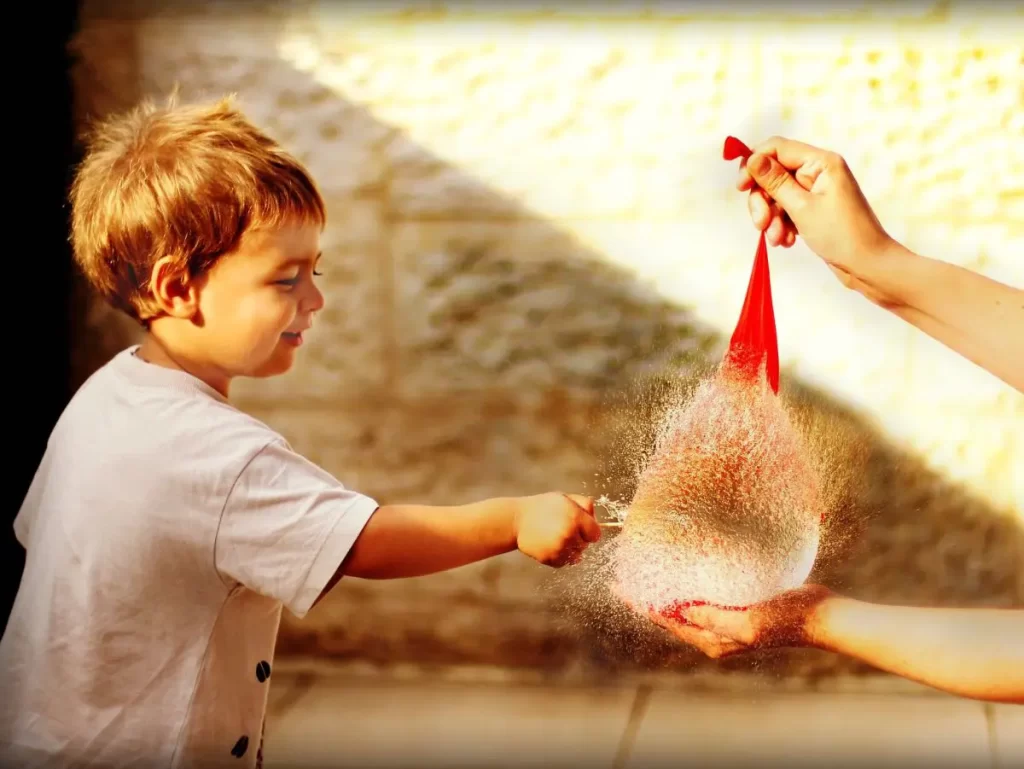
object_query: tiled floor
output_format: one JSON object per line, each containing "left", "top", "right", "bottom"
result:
{"left": 991, "top": 702, "right": 1024, "bottom": 769}
{"left": 628, "top": 690, "right": 989, "bottom": 769}
{"left": 261, "top": 672, "right": 1020, "bottom": 769}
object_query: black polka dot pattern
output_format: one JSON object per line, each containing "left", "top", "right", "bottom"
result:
{"left": 256, "top": 660, "right": 271, "bottom": 683}
{"left": 231, "top": 735, "right": 248, "bottom": 759}
{"left": 256, "top": 722, "right": 265, "bottom": 769}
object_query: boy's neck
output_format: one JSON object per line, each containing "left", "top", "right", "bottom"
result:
{"left": 136, "top": 333, "right": 232, "bottom": 398}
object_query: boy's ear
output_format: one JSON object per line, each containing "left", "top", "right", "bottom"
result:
{"left": 148, "top": 256, "right": 200, "bottom": 319}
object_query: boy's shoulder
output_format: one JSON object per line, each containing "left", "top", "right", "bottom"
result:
{"left": 16, "top": 346, "right": 298, "bottom": 551}
{"left": 59, "top": 346, "right": 288, "bottom": 464}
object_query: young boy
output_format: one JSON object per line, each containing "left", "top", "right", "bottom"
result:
{"left": 0, "top": 96, "right": 602, "bottom": 768}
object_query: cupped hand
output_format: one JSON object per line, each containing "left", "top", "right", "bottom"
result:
{"left": 616, "top": 583, "right": 834, "bottom": 659}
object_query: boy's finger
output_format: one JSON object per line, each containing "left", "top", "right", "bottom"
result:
{"left": 565, "top": 493, "right": 595, "bottom": 516}
{"left": 564, "top": 532, "right": 589, "bottom": 564}
{"left": 577, "top": 511, "right": 602, "bottom": 543}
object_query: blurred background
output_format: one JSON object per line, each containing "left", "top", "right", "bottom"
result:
{"left": 11, "top": 0, "right": 1023, "bottom": 767}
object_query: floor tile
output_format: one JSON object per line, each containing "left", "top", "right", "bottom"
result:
{"left": 991, "top": 703, "right": 1024, "bottom": 769}
{"left": 263, "top": 679, "right": 637, "bottom": 769}
{"left": 626, "top": 691, "right": 990, "bottom": 769}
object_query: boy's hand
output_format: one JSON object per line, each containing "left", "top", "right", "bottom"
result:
{"left": 738, "top": 136, "right": 900, "bottom": 305}
{"left": 622, "top": 584, "right": 833, "bottom": 659}
{"left": 515, "top": 493, "right": 601, "bottom": 567}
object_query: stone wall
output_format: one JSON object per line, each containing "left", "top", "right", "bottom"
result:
{"left": 69, "top": 0, "right": 1023, "bottom": 684}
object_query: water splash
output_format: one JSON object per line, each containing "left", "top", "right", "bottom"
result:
{"left": 545, "top": 362, "right": 867, "bottom": 669}
{"left": 610, "top": 363, "right": 823, "bottom": 613}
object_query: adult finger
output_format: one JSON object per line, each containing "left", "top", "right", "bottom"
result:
{"left": 714, "top": 640, "right": 747, "bottom": 659}
{"left": 737, "top": 159, "right": 755, "bottom": 191}
{"left": 754, "top": 135, "right": 828, "bottom": 172}
{"left": 766, "top": 212, "right": 787, "bottom": 246}
{"left": 681, "top": 605, "right": 755, "bottom": 644}
{"left": 748, "top": 188, "right": 772, "bottom": 231}
{"left": 664, "top": 623, "right": 736, "bottom": 659}
{"left": 747, "top": 153, "right": 811, "bottom": 215}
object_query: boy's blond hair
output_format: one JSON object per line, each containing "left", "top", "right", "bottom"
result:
{"left": 70, "top": 94, "right": 326, "bottom": 325}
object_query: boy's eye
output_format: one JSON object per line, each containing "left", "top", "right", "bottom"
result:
{"left": 313, "top": 270, "right": 323, "bottom": 277}
{"left": 275, "top": 277, "right": 299, "bottom": 286}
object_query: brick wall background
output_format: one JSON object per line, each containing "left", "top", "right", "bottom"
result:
{"left": 69, "top": 0, "right": 1023, "bottom": 685}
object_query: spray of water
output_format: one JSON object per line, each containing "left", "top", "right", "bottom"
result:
{"left": 610, "top": 360, "right": 822, "bottom": 614}
{"left": 547, "top": 364, "right": 868, "bottom": 669}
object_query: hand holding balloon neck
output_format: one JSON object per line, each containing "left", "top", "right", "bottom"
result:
{"left": 723, "top": 135, "right": 754, "bottom": 161}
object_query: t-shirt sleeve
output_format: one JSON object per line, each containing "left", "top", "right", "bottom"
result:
{"left": 216, "top": 439, "right": 379, "bottom": 618}
{"left": 13, "top": 511, "right": 29, "bottom": 548}
{"left": 13, "top": 463, "right": 47, "bottom": 549}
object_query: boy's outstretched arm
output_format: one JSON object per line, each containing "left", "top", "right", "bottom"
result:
{"left": 643, "top": 586, "right": 1024, "bottom": 704}
{"left": 216, "top": 442, "right": 600, "bottom": 613}
{"left": 314, "top": 494, "right": 600, "bottom": 601}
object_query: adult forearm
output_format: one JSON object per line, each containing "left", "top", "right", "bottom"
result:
{"left": 340, "top": 498, "right": 521, "bottom": 579}
{"left": 859, "top": 242, "right": 1024, "bottom": 393}
{"left": 807, "top": 597, "right": 1024, "bottom": 703}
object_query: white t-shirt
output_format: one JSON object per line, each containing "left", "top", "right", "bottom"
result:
{"left": 0, "top": 346, "right": 379, "bottom": 769}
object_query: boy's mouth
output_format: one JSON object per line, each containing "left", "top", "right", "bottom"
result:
{"left": 281, "top": 331, "right": 304, "bottom": 347}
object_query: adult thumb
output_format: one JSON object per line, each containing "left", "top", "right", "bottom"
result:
{"left": 748, "top": 152, "right": 810, "bottom": 215}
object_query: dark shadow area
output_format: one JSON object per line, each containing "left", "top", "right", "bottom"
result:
{"left": 65, "top": 1, "right": 1023, "bottom": 685}
{"left": 66, "top": 0, "right": 150, "bottom": 392}
{"left": 3, "top": 0, "right": 79, "bottom": 634}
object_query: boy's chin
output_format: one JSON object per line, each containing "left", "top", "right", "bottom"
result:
{"left": 250, "top": 350, "right": 296, "bottom": 378}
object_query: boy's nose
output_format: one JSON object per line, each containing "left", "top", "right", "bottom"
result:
{"left": 302, "top": 282, "right": 325, "bottom": 313}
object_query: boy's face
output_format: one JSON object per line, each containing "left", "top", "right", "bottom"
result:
{"left": 192, "top": 221, "right": 325, "bottom": 380}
